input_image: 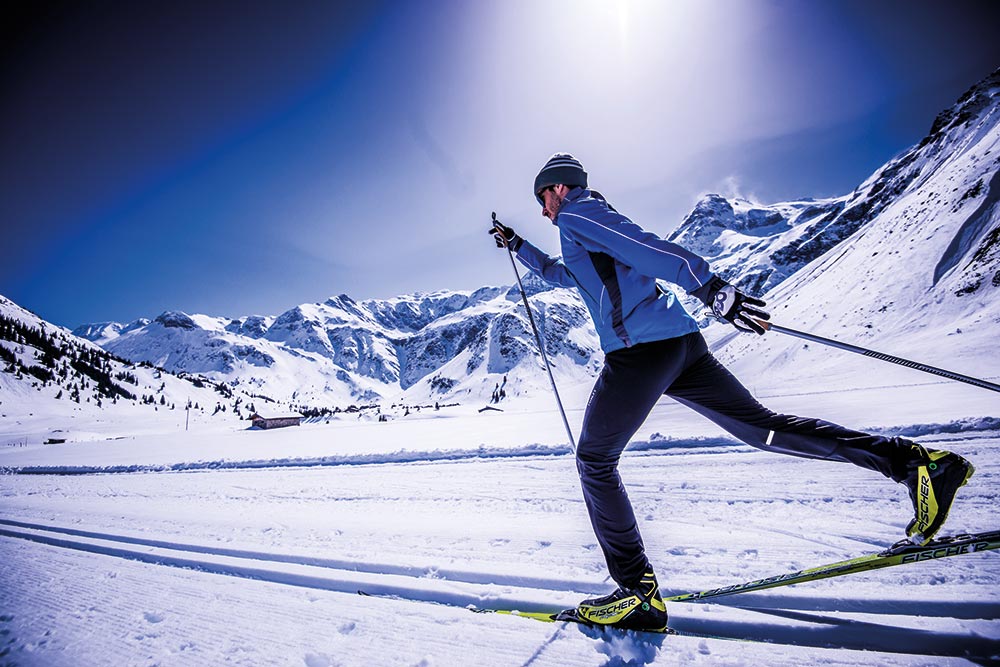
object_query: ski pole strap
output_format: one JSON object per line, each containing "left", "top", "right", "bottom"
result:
{"left": 757, "top": 320, "right": 1000, "bottom": 394}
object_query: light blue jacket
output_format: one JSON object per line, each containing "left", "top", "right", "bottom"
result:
{"left": 516, "top": 188, "right": 716, "bottom": 353}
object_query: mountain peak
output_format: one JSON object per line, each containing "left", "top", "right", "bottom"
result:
{"left": 922, "top": 66, "right": 1000, "bottom": 149}
{"left": 154, "top": 311, "right": 198, "bottom": 330}
{"left": 325, "top": 293, "right": 357, "bottom": 307}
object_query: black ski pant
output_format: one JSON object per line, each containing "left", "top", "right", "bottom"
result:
{"left": 577, "top": 332, "right": 913, "bottom": 588}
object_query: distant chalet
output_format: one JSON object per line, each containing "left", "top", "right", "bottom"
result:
{"left": 249, "top": 410, "right": 303, "bottom": 430}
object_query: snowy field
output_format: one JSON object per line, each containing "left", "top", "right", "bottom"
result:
{"left": 2, "top": 379, "right": 999, "bottom": 666}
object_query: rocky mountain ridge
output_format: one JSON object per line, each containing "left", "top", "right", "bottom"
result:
{"left": 717, "top": 67, "right": 1000, "bottom": 388}
{"left": 71, "top": 274, "right": 600, "bottom": 406}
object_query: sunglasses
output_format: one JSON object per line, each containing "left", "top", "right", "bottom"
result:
{"left": 535, "top": 185, "right": 555, "bottom": 206}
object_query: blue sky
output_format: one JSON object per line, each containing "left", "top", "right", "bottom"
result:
{"left": 3, "top": 0, "right": 1000, "bottom": 328}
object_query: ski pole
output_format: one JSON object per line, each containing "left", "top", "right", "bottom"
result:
{"left": 492, "top": 212, "right": 577, "bottom": 451}
{"left": 756, "top": 320, "right": 1000, "bottom": 394}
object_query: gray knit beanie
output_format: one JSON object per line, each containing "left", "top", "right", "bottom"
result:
{"left": 534, "top": 153, "right": 588, "bottom": 200}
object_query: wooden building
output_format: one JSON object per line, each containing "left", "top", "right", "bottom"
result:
{"left": 249, "top": 410, "right": 303, "bottom": 430}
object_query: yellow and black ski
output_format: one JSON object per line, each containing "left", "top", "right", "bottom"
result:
{"left": 665, "top": 530, "right": 1000, "bottom": 604}
{"left": 484, "top": 607, "right": 676, "bottom": 634}
{"left": 360, "top": 530, "right": 998, "bottom": 642}
{"left": 476, "top": 530, "right": 999, "bottom": 635}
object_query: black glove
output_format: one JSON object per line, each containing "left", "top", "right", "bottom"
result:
{"left": 692, "top": 276, "right": 770, "bottom": 335}
{"left": 488, "top": 212, "right": 523, "bottom": 251}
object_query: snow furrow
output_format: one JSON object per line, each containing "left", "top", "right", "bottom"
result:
{"left": 5, "top": 516, "right": 997, "bottom": 621}
{"left": 0, "top": 523, "right": 584, "bottom": 613}
{"left": 0, "top": 537, "right": 552, "bottom": 667}
{"left": 2, "top": 519, "right": 999, "bottom": 662}
{"left": 0, "top": 517, "right": 597, "bottom": 595}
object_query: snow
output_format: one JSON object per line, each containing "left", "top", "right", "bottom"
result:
{"left": 248, "top": 408, "right": 304, "bottom": 421}
{"left": 3, "top": 65, "right": 1000, "bottom": 667}
{"left": 68, "top": 281, "right": 600, "bottom": 409}
{"left": 2, "top": 376, "right": 998, "bottom": 666}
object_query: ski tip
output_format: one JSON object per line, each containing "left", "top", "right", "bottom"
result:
{"left": 553, "top": 608, "right": 580, "bottom": 623}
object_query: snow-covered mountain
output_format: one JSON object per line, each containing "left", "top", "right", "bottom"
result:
{"left": 718, "top": 67, "right": 1000, "bottom": 389}
{"left": 71, "top": 318, "right": 150, "bottom": 347}
{"left": 668, "top": 194, "right": 847, "bottom": 297}
{"left": 669, "top": 70, "right": 999, "bottom": 312}
{"left": 73, "top": 275, "right": 602, "bottom": 407}
{"left": 36, "top": 66, "right": 1000, "bottom": 416}
{"left": 0, "top": 294, "right": 250, "bottom": 443}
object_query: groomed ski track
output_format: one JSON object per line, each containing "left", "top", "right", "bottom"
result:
{"left": 2, "top": 516, "right": 998, "bottom": 662}
{"left": 1, "top": 517, "right": 998, "bottom": 619}
{"left": 2, "top": 421, "right": 999, "bottom": 665}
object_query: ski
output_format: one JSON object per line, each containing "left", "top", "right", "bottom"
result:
{"left": 665, "top": 529, "right": 1000, "bottom": 603}
{"left": 470, "top": 530, "right": 999, "bottom": 632}
{"left": 359, "top": 530, "right": 998, "bottom": 642}
{"left": 480, "top": 607, "right": 676, "bottom": 635}
{"left": 479, "top": 608, "right": 777, "bottom": 645}
{"left": 482, "top": 608, "right": 776, "bottom": 644}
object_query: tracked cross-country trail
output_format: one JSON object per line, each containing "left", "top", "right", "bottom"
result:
{"left": 2, "top": 428, "right": 999, "bottom": 666}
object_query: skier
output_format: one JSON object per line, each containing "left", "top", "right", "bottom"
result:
{"left": 488, "top": 153, "right": 975, "bottom": 632}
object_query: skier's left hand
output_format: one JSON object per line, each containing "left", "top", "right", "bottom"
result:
{"left": 488, "top": 213, "right": 523, "bottom": 251}
{"left": 693, "top": 277, "right": 770, "bottom": 335}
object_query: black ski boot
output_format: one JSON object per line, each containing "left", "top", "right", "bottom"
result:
{"left": 574, "top": 570, "right": 668, "bottom": 632}
{"left": 901, "top": 443, "right": 974, "bottom": 545}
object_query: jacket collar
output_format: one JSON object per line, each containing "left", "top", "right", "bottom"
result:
{"left": 552, "top": 187, "right": 588, "bottom": 225}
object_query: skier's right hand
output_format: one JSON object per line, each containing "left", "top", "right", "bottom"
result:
{"left": 692, "top": 276, "right": 770, "bottom": 335}
{"left": 488, "top": 213, "right": 523, "bottom": 251}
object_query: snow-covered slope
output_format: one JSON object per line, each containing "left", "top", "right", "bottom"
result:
{"left": 669, "top": 69, "right": 1000, "bottom": 336}
{"left": 718, "top": 68, "right": 1000, "bottom": 389}
{"left": 0, "top": 294, "right": 250, "bottom": 443}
